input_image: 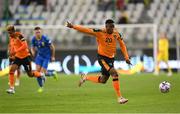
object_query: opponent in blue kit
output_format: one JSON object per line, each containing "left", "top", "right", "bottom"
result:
{"left": 31, "top": 26, "right": 58, "bottom": 93}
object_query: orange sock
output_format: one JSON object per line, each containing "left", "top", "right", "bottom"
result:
{"left": 86, "top": 76, "right": 100, "bottom": 83}
{"left": 112, "top": 76, "right": 121, "bottom": 97}
{"left": 32, "top": 71, "right": 41, "bottom": 77}
{"left": 9, "top": 72, "right": 15, "bottom": 88}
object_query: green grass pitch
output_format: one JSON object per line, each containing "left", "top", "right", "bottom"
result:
{"left": 0, "top": 73, "right": 180, "bottom": 113}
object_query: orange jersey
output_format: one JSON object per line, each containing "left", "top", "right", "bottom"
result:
{"left": 9, "top": 37, "right": 15, "bottom": 54}
{"left": 73, "top": 25, "right": 129, "bottom": 59}
{"left": 9, "top": 32, "right": 30, "bottom": 59}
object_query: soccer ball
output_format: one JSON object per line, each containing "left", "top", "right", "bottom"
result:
{"left": 159, "top": 81, "right": 171, "bottom": 93}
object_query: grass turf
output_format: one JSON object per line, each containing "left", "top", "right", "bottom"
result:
{"left": 0, "top": 73, "right": 180, "bottom": 113}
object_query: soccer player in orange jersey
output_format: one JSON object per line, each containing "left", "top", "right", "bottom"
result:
{"left": 8, "top": 35, "right": 21, "bottom": 86}
{"left": 66, "top": 19, "right": 131, "bottom": 104}
{"left": 6, "top": 25, "right": 45, "bottom": 94}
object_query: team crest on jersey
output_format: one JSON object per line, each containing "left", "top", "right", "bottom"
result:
{"left": 42, "top": 42, "right": 45, "bottom": 46}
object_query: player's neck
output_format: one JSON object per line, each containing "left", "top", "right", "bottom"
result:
{"left": 36, "top": 35, "right": 42, "bottom": 40}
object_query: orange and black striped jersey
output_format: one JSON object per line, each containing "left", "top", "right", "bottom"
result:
{"left": 9, "top": 32, "right": 30, "bottom": 59}
{"left": 9, "top": 37, "right": 15, "bottom": 54}
{"left": 73, "top": 25, "right": 129, "bottom": 60}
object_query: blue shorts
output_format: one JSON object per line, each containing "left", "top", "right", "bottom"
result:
{"left": 35, "top": 56, "right": 50, "bottom": 70}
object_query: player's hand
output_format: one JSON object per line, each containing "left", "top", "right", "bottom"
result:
{"left": 126, "top": 59, "right": 132, "bottom": 65}
{"left": 31, "top": 53, "right": 35, "bottom": 57}
{"left": 9, "top": 56, "right": 15, "bottom": 60}
{"left": 51, "top": 56, "right": 55, "bottom": 62}
{"left": 10, "top": 51, "right": 16, "bottom": 56}
{"left": 66, "top": 21, "right": 73, "bottom": 28}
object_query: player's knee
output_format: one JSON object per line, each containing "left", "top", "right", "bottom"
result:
{"left": 27, "top": 72, "right": 33, "bottom": 77}
{"left": 99, "top": 76, "right": 108, "bottom": 84}
{"left": 10, "top": 68, "right": 15, "bottom": 73}
{"left": 9, "top": 70, "right": 15, "bottom": 75}
{"left": 101, "top": 79, "right": 107, "bottom": 84}
{"left": 10, "top": 65, "right": 18, "bottom": 73}
{"left": 109, "top": 68, "right": 118, "bottom": 77}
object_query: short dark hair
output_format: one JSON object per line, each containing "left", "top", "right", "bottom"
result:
{"left": 6, "top": 25, "right": 15, "bottom": 32}
{"left": 105, "top": 19, "right": 114, "bottom": 24}
{"left": 34, "top": 26, "right": 41, "bottom": 30}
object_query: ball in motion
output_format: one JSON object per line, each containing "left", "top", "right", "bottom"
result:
{"left": 159, "top": 81, "right": 171, "bottom": 93}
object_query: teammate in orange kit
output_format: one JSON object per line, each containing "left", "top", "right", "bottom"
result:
{"left": 6, "top": 25, "right": 45, "bottom": 94}
{"left": 66, "top": 19, "right": 131, "bottom": 104}
{"left": 8, "top": 35, "right": 21, "bottom": 86}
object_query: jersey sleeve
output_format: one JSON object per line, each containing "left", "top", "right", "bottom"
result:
{"left": 44, "top": 36, "right": 52, "bottom": 45}
{"left": 73, "top": 25, "right": 100, "bottom": 36}
{"left": 117, "top": 32, "right": 124, "bottom": 40}
{"left": 17, "top": 32, "right": 26, "bottom": 41}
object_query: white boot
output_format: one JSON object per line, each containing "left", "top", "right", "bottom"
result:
{"left": 6, "top": 87, "right": 15, "bottom": 94}
{"left": 118, "top": 97, "right": 128, "bottom": 104}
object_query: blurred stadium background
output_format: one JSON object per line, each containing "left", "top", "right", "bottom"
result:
{"left": 0, "top": 0, "right": 180, "bottom": 113}
{"left": 0, "top": 0, "right": 179, "bottom": 74}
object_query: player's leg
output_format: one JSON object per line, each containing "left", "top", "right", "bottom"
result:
{"left": 36, "top": 64, "right": 45, "bottom": 92}
{"left": 154, "top": 61, "right": 160, "bottom": 75}
{"left": 164, "top": 61, "right": 172, "bottom": 76}
{"left": 45, "top": 70, "right": 58, "bottom": 80}
{"left": 164, "top": 52, "right": 172, "bottom": 76}
{"left": 154, "top": 53, "right": 162, "bottom": 75}
{"left": 79, "top": 72, "right": 110, "bottom": 87}
{"left": 24, "top": 62, "right": 45, "bottom": 93}
{"left": 100, "top": 55, "right": 128, "bottom": 104}
{"left": 15, "top": 68, "right": 21, "bottom": 86}
{"left": 42, "top": 59, "right": 58, "bottom": 80}
{"left": 78, "top": 56, "right": 111, "bottom": 86}
{"left": 23, "top": 56, "right": 45, "bottom": 78}
{"left": 109, "top": 68, "right": 121, "bottom": 97}
{"left": 109, "top": 68, "right": 128, "bottom": 104}
{"left": 87, "top": 67, "right": 110, "bottom": 84}
{"left": 34, "top": 57, "right": 48, "bottom": 92}
{"left": 8, "top": 58, "right": 13, "bottom": 85}
{"left": 165, "top": 61, "right": 172, "bottom": 76}
{"left": 7, "top": 58, "right": 20, "bottom": 94}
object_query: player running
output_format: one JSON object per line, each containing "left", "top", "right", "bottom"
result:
{"left": 8, "top": 38, "right": 21, "bottom": 86}
{"left": 154, "top": 33, "right": 172, "bottom": 76}
{"left": 31, "top": 27, "right": 58, "bottom": 93}
{"left": 66, "top": 19, "right": 131, "bottom": 104}
{"left": 6, "top": 25, "right": 45, "bottom": 94}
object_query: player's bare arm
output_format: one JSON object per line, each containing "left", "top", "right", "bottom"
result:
{"left": 50, "top": 43, "right": 55, "bottom": 61}
{"left": 66, "top": 21, "right": 97, "bottom": 36}
{"left": 30, "top": 47, "right": 36, "bottom": 57}
{"left": 118, "top": 38, "right": 132, "bottom": 65}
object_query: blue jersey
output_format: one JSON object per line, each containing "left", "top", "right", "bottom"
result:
{"left": 31, "top": 35, "right": 52, "bottom": 59}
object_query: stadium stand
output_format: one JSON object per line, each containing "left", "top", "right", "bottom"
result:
{"left": 0, "top": 0, "right": 179, "bottom": 48}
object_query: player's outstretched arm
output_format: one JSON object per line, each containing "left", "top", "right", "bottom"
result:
{"left": 118, "top": 39, "right": 132, "bottom": 65}
{"left": 50, "top": 43, "right": 55, "bottom": 61}
{"left": 66, "top": 21, "right": 97, "bottom": 36}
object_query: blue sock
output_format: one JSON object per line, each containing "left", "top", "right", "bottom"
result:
{"left": 37, "top": 77, "right": 43, "bottom": 87}
{"left": 45, "top": 70, "right": 54, "bottom": 77}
